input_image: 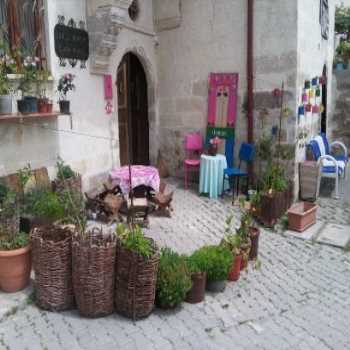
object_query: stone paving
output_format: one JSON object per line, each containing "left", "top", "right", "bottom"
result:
{"left": 0, "top": 179, "right": 350, "bottom": 350}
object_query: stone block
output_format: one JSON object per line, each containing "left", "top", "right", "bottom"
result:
{"left": 284, "top": 220, "right": 325, "bottom": 241}
{"left": 316, "top": 223, "right": 350, "bottom": 247}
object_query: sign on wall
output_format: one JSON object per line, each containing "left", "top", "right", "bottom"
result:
{"left": 54, "top": 16, "right": 89, "bottom": 68}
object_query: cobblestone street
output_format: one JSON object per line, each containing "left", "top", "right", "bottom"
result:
{"left": 1, "top": 180, "right": 350, "bottom": 350}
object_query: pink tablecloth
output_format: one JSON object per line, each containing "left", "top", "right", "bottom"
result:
{"left": 110, "top": 165, "right": 160, "bottom": 194}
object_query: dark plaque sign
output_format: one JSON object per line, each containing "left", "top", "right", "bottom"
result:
{"left": 54, "top": 16, "right": 89, "bottom": 68}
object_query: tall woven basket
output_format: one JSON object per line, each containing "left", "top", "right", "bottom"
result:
{"left": 31, "top": 225, "right": 74, "bottom": 311}
{"left": 115, "top": 239, "right": 160, "bottom": 319}
{"left": 53, "top": 174, "right": 82, "bottom": 194}
{"left": 72, "top": 231, "right": 116, "bottom": 318}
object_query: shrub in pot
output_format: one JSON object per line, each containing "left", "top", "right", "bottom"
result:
{"left": 115, "top": 224, "right": 160, "bottom": 319}
{"left": 221, "top": 233, "right": 242, "bottom": 282}
{"left": 23, "top": 189, "right": 66, "bottom": 228}
{"left": 57, "top": 74, "right": 75, "bottom": 114}
{"left": 156, "top": 247, "right": 192, "bottom": 309}
{"left": 185, "top": 252, "right": 207, "bottom": 304}
{"left": 0, "top": 50, "right": 16, "bottom": 114}
{"left": 194, "top": 245, "right": 233, "bottom": 293}
{"left": 0, "top": 186, "right": 31, "bottom": 293}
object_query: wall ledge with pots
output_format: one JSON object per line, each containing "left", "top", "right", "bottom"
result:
{"left": 0, "top": 112, "right": 70, "bottom": 122}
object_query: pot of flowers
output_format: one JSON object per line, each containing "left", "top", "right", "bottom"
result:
{"left": 37, "top": 69, "right": 53, "bottom": 114}
{"left": 185, "top": 251, "right": 207, "bottom": 304}
{"left": 194, "top": 245, "right": 233, "bottom": 293}
{"left": 0, "top": 52, "right": 16, "bottom": 114}
{"left": 208, "top": 136, "right": 221, "bottom": 156}
{"left": 115, "top": 224, "right": 160, "bottom": 319}
{"left": 249, "top": 226, "right": 260, "bottom": 261}
{"left": 17, "top": 56, "right": 40, "bottom": 114}
{"left": 57, "top": 74, "right": 75, "bottom": 114}
{"left": 0, "top": 183, "right": 31, "bottom": 293}
{"left": 156, "top": 247, "right": 191, "bottom": 309}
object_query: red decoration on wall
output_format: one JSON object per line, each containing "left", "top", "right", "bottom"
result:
{"left": 104, "top": 74, "right": 113, "bottom": 114}
{"left": 207, "top": 73, "right": 238, "bottom": 127}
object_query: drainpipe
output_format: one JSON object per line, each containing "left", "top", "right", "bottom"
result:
{"left": 247, "top": 0, "right": 254, "bottom": 144}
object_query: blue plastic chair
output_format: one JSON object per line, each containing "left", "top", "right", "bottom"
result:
{"left": 223, "top": 143, "right": 255, "bottom": 200}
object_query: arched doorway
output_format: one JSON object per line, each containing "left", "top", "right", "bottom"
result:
{"left": 117, "top": 53, "right": 149, "bottom": 166}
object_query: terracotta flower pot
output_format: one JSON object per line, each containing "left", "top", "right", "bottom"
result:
{"left": 249, "top": 227, "right": 260, "bottom": 261}
{"left": 228, "top": 255, "right": 242, "bottom": 281}
{"left": 185, "top": 272, "right": 206, "bottom": 304}
{"left": 208, "top": 144, "right": 218, "bottom": 156}
{"left": 0, "top": 245, "right": 32, "bottom": 293}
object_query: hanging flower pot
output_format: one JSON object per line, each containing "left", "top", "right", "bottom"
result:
{"left": 305, "top": 104, "right": 312, "bottom": 112}
{"left": 298, "top": 105, "right": 305, "bottom": 116}
{"left": 59, "top": 100, "right": 70, "bottom": 114}
{"left": 311, "top": 77, "right": 318, "bottom": 86}
{"left": 302, "top": 92, "right": 308, "bottom": 103}
{"left": 304, "top": 80, "right": 311, "bottom": 89}
{"left": 316, "top": 88, "right": 321, "bottom": 97}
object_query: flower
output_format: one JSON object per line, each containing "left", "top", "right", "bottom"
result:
{"left": 210, "top": 136, "right": 221, "bottom": 145}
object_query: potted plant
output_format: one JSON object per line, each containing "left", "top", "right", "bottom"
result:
{"left": 208, "top": 136, "right": 221, "bottom": 156}
{"left": 31, "top": 224, "right": 74, "bottom": 311}
{"left": 156, "top": 247, "right": 191, "bottom": 309}
{"left": 194, "top": 245, "right": 233, "bottom": 293}
{"left": 115, "top": 224, "right": 160, "bottom": 319}
{"left": 17, "top": 56, "right": 40, "bottom": 113}
{"left": 22, "top": 189, "right": 66, "bottom": 228}
{"left": 57, "top": 74, "right": 75, "bottom": 114}
{"left": 221, "top": 216, "right": 243, "bottom": 281}
{"left": 64, "top": 184, "right": 117, "bottom": 318}
{"left": 37, "top": 69, "right": 53, "bottom": 113}
{"left": 0, "top": 50, "right": 16, "bottom": 114}
{"left": 0, "top": 184, "right": 31, "bottom": 293}
{"left": 185, "top": 251, "right": 207, "bottom": 304}
{"left": 53, "top": 157, "right": 82, "bottom": 194}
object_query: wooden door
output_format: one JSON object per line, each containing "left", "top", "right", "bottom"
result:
{"left": 117, "top": 57, "right": 130, "bottom": 166}
{"left": 117, "top": 53, "right": 149, "bottom": 166}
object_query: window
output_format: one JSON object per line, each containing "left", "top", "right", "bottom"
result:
{"left": 0, "top": 0, "right": 46, "bottom": 68}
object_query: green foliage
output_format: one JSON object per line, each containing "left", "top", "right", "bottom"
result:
{"left": 156, "top": 248, "right": 192, "bottom": 308}
{"left": 191, "top": 245, "right": 233, "bottom": 282}
{"left": 0, "top": 73, "right": 10, "bottom": 95}
{"left": 262, "top": 164, "right": 287, "bottom": 193}
{"left": 256, "top": 135, "right": 273, "bottom": 163}
{"left": 17, "top": 164, "right": 32, "bottom": 189}
{"left": 336, "top": 40, "right": 350, "bottom": 63}
{"left": 0, "top": 232, "right": 29, "bottom": 251}
{"left": 335, "top": 5, "right": 350, "bottom": 36}
{"left": 116, "top": 224, "right": 154, "bottom": 259}
{"left": 0, "top": 181, "right": 8, "bottom": 204}
{"left": 23, "top": 190, "right": 65, "bottom": 222}
{"left": 56, "top": 157, "right": 75, "bottom": 181}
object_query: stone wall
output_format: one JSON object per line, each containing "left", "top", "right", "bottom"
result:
{"left": 155, "top": 0, "right": 299, "bottom": 178}
{"left": 329, "top": 70, "right": 350, "bottom": 149}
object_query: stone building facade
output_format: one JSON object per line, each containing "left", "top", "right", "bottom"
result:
{"left": 0, "top": 0, "right": 337, "bottom": 191}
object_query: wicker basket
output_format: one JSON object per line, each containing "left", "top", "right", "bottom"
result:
{"left": 31, "top": 225, "right": 74, "bottom": 311}
{"left": 72, "top": 230, "right": 116, "bottom": 318}
{"left": 115, "top": 239, "right": 160, "bottom": 319}
{"left": 52, "top": 174, "right": 82, "bottom": 194}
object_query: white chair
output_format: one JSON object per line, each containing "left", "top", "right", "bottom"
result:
{"left": 309, "top": 134, "right": 348, "bottom": 199}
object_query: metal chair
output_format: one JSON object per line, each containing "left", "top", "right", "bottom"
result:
{"left": 309, "top": 134, "right": 348, "bottom": 199}
{"left": 223, "top": 143, "right": 255, "bottom": 201}
{"left": 184, "top": 132, "right": 203, "bottom": 189}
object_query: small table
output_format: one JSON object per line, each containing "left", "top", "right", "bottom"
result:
{"left": 199, "top": 154, "right": 228, "bottom": 199}
{"left": 110, "top": 165, "right": 160, "bottom": 194}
